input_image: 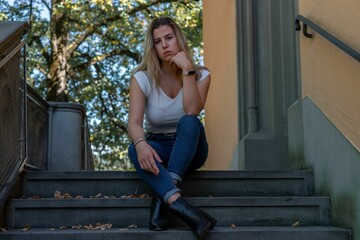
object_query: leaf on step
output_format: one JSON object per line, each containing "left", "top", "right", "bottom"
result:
{"left": 54, "top": 191, "right": 62, "bottom": 199}
{"left": 127, "top": 224, "right": 138, "bottom": 229}
{"left": 59, "top": 226, "right": 67, "bottom": 230}
{"left": 291, "top": 221, "right": 301, "bottom": 227}
{"left": 0, "top": 228, "right": 7, "bottom": 232}
{"left": 121, "top": 194, "right": 136, "bottom": 198}
{"left": 22, "top": 224, "right": 31, "bottom": 231}
{"left": 94, "top": 193, "right": 102, "bottom": 198}
{"left": 120, "top": 193, "right": 150, "bottom": 199}
{"left": 96, "top": 223, "right": 112, "bottom": 230}
{"left": 230, "top": 224, "right": 236, "bottom": 228}
{"left": 83, "top": 224, "right": 93, "bottom": 229}
{"left": 139, "top": 193, "right": 150, "bottom": 198}
{"left": 63, "top": 193, "right": 72, "bottom": 199}
{"left": 75, "top": 195, "right": 83, "bottom": 199}
{"left": 50, "top": 228, "right": 55, "bottom": 231}
{"left": 81, "top": 223, "right": 112, "bottom": 230}
{"left": 72, "top": 225, "right": 82, "bottom": 229}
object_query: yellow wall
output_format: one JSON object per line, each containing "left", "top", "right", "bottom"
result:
{"left": 203, "top": 0, "right": 238, "bottom": 169}
{"left": 299, "top": 0, "right": 360, "bottom": 150}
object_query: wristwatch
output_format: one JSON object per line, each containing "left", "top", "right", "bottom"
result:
{"left": 183, "top": 70, "right": 196, "bottom": 76}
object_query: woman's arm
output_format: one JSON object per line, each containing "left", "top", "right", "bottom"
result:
{"left": 182, "top": 72, "right": 211, "bottom": 115}
{"left": 128, "top": 77, "right": 146, "bottom": 142}
{"left": 170, "top": 51, "right": 211, "bottom": 115}
{"left": 128, "top": 77, "right": 162, "bottom": 175}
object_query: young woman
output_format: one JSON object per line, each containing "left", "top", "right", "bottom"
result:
{"left": 127, "top": 17, "right": 216, "bottom": 239}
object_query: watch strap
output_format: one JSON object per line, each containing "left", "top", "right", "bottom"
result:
{"left": 183, "top": 70, "right": 196, "bottom": 76}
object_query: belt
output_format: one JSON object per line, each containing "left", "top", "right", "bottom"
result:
{"left": 148, "top": 132, "right": 176, "bottom": 137}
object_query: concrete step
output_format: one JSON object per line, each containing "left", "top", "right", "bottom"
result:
{"left": 6, "top": 196, "right": 330, "bottom": 228}
{"left": 0, "top": 226, "right": 351, "bottom": 240}
{"left": 20, "top": 170, "right": 314, "bottom": 197}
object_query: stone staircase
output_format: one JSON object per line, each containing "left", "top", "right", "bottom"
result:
{"left": 0, "top": 170, "right": 352, "bottom": 239}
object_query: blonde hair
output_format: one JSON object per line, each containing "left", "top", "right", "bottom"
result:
{"left": 134, "top": 17, "right": 203, "bottom": 88}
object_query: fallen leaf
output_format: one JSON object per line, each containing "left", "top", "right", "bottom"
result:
{"left": 291, "top": 221, "right": 301, "bottom": 227}
{"left": 83, "top": 224, "right": 93, "bottom": 229}
{"left": 230, "top": 224, "right": 236, "bottom": 228}
{"left": 59, "top": 226, "right": 67, "bottom": 230}
{"left": 54, "top": 191, "right": 62, "bottom": 199}
{"left": 98, "top": 223, "right": 112, "bottom": 230}
{"left": 50, "top": 228, "right": 55, "bottom": 231}
{"left": 63, "top": 193, "right": 72, "bottom": 199}
{"left": 139, "top": 193, "right": 150, "bottom": 198}
{"left": 72, "top": 225, "right": 82, "bottom": 229}
{"left": 127, "top": 224, "right": 138, "bottom": 229}
{"left": 22, "top": 224, "right": 31, "bottom": 231}
{"left": 0, "top": 228, "right": 7, "bottom": 232}
{"left": 121, "top": 194, "right": 133, "bottom": 198}
{"left": 94, "top": 193, "right": 102, "bottom": 198}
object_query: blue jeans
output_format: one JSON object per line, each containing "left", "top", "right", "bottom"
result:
{"left": 128, "top": 115, "right": 208, "bottom": 203}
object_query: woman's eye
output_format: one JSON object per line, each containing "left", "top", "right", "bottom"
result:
{"left": 154, "top": 40, "right": 161, "bottom": 45}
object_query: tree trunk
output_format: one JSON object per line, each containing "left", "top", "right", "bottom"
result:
{"left": 46, "top": 0, "right": 69, "bottom": 102}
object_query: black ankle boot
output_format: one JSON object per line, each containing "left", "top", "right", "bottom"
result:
{"left": 149, "top": 195, "right": 169, "bottom": 231}
{"left": 169, "top": 197, "right": 216, "bottom": 239}
{"left": 201, "top": 209, "right": 217, "bottom": 230}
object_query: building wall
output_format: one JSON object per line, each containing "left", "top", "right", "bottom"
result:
{"left": 299, "top": 1, "right": 360, "bottom": 238}
{"left": 299, "top": 0, "right": 360, "bottom": 150}
{"left": 202, "top": 0, "right": 238, "bottom": 169}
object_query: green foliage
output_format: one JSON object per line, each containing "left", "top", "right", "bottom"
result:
{"left": 0, "top": 0, "right": 203, "bottom": 170}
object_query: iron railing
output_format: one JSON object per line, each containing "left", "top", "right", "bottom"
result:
{"left": 0, "top": 21, "right": 94, "bottom": 209}
{"left": 296, "top": 15, "right": 360, "bottom": 62}
{"left": 0, "top": 22, "right": 28, "bottom": 209}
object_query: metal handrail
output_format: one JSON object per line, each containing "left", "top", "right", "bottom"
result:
{"left": 0, "top": 23, "right": 28, "bottom": 210}
{"left": 295, "top": 15, "right": 360, "bottom": 62}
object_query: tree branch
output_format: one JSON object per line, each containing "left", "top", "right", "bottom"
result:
{"left": 127, "top": 0, "right": 179, "bottom": 15}
{"left": 71, "top": 47, "right": 140, "bottom": 73}
{"left": 67, "top": 30, "right": 92, "bottom": 58}
{"left": 41, "top": 0, "right": 51, "bottom": 12}
{"left": 36, "top": 64, "right": 48, "bottom": 76}
{"left": 34, "top": 37, "right": 50, "bottom": 65}
{"left": 66, "top": 0, "right": 185, "bottom": 59}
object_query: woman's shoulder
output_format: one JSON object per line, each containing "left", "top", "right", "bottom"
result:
{"left": 198, "top": 66, "right": 210, "bottom": 82}
{"left": 133, "top": 70, "right": 153, "bottom": 95}
{"left": 133, "top": 70, "right": 148, "bottom": 80}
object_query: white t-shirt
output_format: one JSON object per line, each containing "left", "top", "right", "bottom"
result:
{"left": 133, "top": 69, "right": 210, "bottom": 133}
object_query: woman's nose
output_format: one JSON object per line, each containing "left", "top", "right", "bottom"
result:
{"left": 162, "top": 39, "right": 168, "bottom": 48}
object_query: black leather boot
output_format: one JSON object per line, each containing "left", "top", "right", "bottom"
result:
{"left": 201, "top": 209, "right": 217, "bottom": 230}
{"left": 168, "top": 197, "right": 216, "bottom": 239}
{"left": 149, "top": 194, "right": 169, "bottom": 231}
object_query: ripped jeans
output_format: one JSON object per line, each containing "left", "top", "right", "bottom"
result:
{"left": 128, "top": 115, "right": 208, "bottom": 203}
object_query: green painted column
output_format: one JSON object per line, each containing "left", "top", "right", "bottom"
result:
{"left": 236, "top": 0, "right": 302, "bottom": 170}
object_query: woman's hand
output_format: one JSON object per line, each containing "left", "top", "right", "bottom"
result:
{"left": 135, "top": 141, "right": 162, "bottom": 175}
{"left": 170, "top": 51, "right": 193, "bottom": 72}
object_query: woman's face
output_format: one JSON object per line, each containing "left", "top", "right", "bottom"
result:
{"left": 153, "top": 25, "right": 180, "bottom": 63}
